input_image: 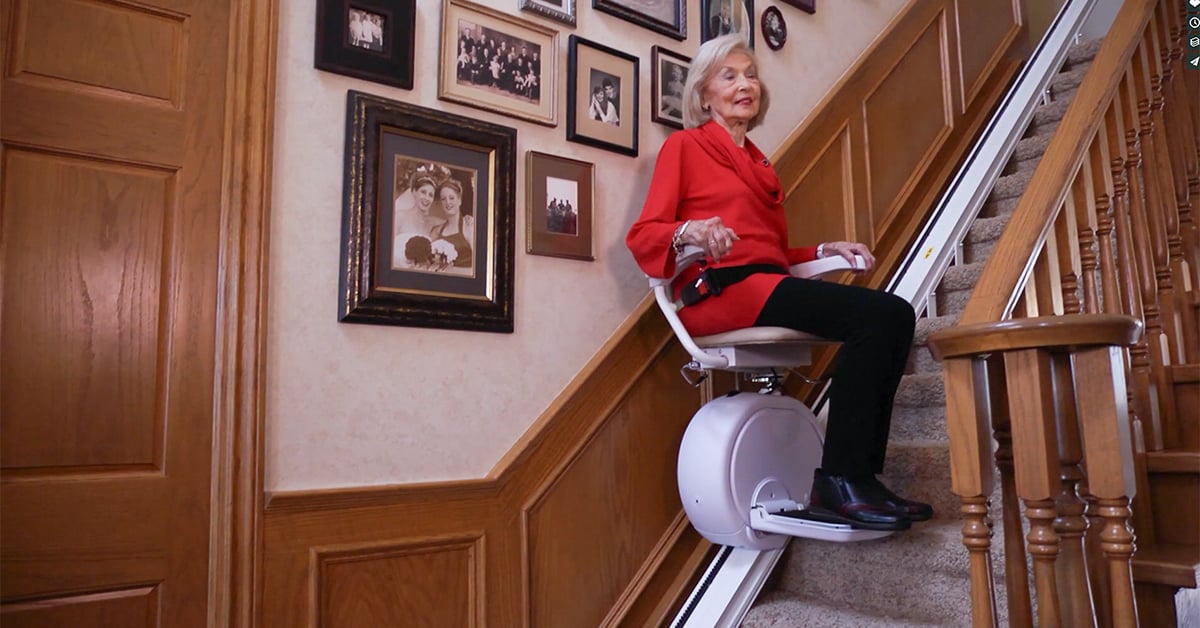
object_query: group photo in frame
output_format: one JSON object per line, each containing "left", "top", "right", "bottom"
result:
{"left": 701, "top": 0, "right": 755, "bottom": 48}
{"left": 439, "top": 0, "right": 559, "bottom": 126}
{"left": 339, "top": 90, "right": 516, "bottom": 333}
{"left": 525, "top": 151, "right": 595, "bottom": 261}
{"left": 566, "top": 35, "right": 639, "bottom": 157}
{"left": 592, "top": 0, "right": 686, "bottom": 41}
{"left": 314, "top": 0, "right": 416, "bottom": 89}
{"left": 520, "top": 0, "right": 576, "bottom": 27}
{"left": 651, "top": 46, "right": 690, "bottom": 129}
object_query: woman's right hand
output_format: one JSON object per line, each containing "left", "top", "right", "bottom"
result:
{"left": 683, "top": 217, "right": 739, "bottom": 263}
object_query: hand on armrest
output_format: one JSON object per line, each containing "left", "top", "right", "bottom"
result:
{"left": 789, "top": 255, "right": 866, "bottom": 279}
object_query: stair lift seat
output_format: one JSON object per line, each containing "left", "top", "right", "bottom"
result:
{"left": 651, "top": 246, "right": 893, "bottom": 550}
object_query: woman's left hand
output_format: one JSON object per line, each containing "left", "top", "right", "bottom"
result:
{"left": 820, "top": 241, "right": 875, "bottom": 271}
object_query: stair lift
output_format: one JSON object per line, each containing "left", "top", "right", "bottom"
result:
{"left": 651, "top": 246, "right": 894, "bottom": 550}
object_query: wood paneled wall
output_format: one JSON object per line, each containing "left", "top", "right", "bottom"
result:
{"left": 260, "top": 1, "right": 1028, "bottom": 624}
{"left": 775, "top": 0, "right": 1025, "bottom": 287}
{"left": 263, "top": 303, "right": 712, "bottom": 627}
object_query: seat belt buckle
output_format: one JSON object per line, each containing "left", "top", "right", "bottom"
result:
{"left": 679, "top": 269, "right": 723, "bottom": 307}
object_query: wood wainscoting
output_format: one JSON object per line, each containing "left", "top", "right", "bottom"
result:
{"left": 261, "top": 1, "right": 1028, "bottom": 625}
{"left": 262, "top": 300, "right": 712, "bottom": 627}
{"left": 775, "top": 0, "right": 1027, "bottom": 283}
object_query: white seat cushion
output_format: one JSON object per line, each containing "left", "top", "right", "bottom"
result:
{"left": 693, "top": 326, "right": 832, "bottom": 348}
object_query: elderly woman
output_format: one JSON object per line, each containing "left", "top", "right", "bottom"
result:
{"left": 626, "top": 34, "right": 928, "bottom": 531}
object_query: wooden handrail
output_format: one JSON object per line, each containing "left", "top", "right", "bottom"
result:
{"left": 959, "top": 0, "right": 1157, "bottom": 325}
{"left": 928, "top": 313, "right": 1144, "bottom": 360}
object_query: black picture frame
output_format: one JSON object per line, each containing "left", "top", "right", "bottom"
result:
{"left": 781, "top": 0, "right": 816, "bottom": 14}
{"left": 339, "top": 90, "right": 516, "bottom": 333}
{"left": 761, "top": 6, "right": 787, "bottom": 51}
{"left": 520, "top": 0, "right": 577, "bottom": 27}
{"left": 566, "top": 35, "right": 639, "bottom": 157}
{"left": 315, "top": 0, "right": 416, "bottom": 89}
{"left": 701, "top": 0, "right": 755, "bottom": 49}
{"left": 651, "top": 46, "right": 690, "bottom": 130}
{"left": 592, "top": 0, "right": 686, "bottom": 41}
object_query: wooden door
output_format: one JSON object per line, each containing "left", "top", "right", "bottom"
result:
{"left": 1, "top": 0, "right": 233, "bottom": 625}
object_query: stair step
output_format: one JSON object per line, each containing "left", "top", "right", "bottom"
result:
{"left": 1011, "top": 132, "right": 1052, "bottom": 165}
{"left": 914, "top": 314, "right": 959, "bottom": 346}
{"left": 746, "top": 588, "right": 975, "bottom": 627}
{"left": 895, "top": 373, "right": 945, "bottom": 408}
{"left": 938, "top": 262, "right": 985, "bottom": 291}
{"left": 1146, "top": 449, "right": 1200, "bottom": 474}
{"left": 911, "top": 346, "right": 942, "bottom": 375}
{"left": 964, "top": 216, "right": 1013, "bottom": 263}
{"left": 965, "top": 215, "right": 1010, "bottom": 245}
{"left": 1027, "top": 98, "right": 1071, "bottom": 135}
{"left": 764, "top": 521, "right": 1019, "bottom": 623}
{"left": 890, "top": 404, "right": 949, "bottom": 441}
{"left": 1132, "top": 543, "right": 1200, "bottom": 589}
{"left": 1049, "top": 65, "right": 1089, "bottom": 98}
{"left": 990, "top": 170, "right": 1034, "bottom": 201}
{"left": 1064, "top": 39, "right": 1103, "bottom": 69}
{"left": 981, "top": 194, "right": 1019, "bottom": 218}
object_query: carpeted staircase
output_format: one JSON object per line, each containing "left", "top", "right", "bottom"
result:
{"left": 740, "top": 39, "right": 1104, "bottom": 627}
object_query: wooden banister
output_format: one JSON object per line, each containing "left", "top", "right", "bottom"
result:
{"left": 930, "top": 314, "right": 1144, "bottom": 628}
{"left": 928, "top": 0, "right": 1198, "bottom": 624}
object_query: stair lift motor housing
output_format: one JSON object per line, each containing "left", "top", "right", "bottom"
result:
{"left": 677, "top": 391, "right": 824, "bottom": 550}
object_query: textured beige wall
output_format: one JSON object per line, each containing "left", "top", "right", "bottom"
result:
{"left": 267, "top": 0, "right": 907, "bottom": 490}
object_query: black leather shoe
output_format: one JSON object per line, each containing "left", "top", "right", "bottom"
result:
{"left": 808, "top": 469, "right": 911, "bottom": 531}
{"left": 869, "top": 477, "right": 934, "bottom": 522}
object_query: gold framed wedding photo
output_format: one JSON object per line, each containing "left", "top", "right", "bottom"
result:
{"left": 339, "top": 90, "right": 517, "bottom": 333}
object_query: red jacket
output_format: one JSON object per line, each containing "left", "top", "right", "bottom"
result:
{"left": 627, "top": 121, "right": 817, "bottom": 336}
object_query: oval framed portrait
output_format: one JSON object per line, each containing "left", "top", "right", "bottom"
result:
{"left": 761, "top": 6, "right": 787, "bottom": 51}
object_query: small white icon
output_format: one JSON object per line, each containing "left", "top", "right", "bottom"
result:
{"left": 1191, "top": 56, "right": 1200, "bottom": 68}
{"left": 1191, "top": 0, "right": 1200, "bottom": 7}
{"left": 1191, "top": 15, "right": 1200, "bottom": 28}
{"left": 1192, "top": 36, "right": 1200, "bottom": 47}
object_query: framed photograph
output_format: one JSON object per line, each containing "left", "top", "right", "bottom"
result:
{"left": 526, "top": 152, "right": 595, "bottom": 260}
{"left": 566, "top": 35, "right": 639, "bottom": 157}
{"left": 701, "top": 0, "right": 755, "bottom": 49}
{"left": 761, "top": 6, "right": 787, "bottom": 51}
{"left": 520, "top": 0, "right": 576, "bottom": 27}
{"left": 315, "top": 0, "right": 416, "bottom": 89}
{"left": 339, "top": 90, "right": 516, "bottom": 333}
{"left": 781, "top": 0, "right": 816, "bottom": 14}
{"left": 593, "top": 0, "right": 686, "bottom": 41}
{"left": 651, "top": 47, "right": 690, "bottom": 129}
{"left": 440, "top": 0, "right": 559, "bottom": 126}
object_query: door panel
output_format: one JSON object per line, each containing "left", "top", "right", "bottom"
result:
{"left": 1, "top": 0, "right": 231, "bottom": 624}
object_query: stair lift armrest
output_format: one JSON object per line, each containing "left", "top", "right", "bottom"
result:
{"left": 789, "top": 255, "right": 866, "bottom": 279}
{"left": 648, "top": 245, "right": 731, "bottom": 369}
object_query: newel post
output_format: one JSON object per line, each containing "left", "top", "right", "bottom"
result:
{"left": 929, "top": 314, "right": 1144, "bottom": 628}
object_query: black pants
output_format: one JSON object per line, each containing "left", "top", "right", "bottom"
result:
{"left": 753, "top": 277, "right": 915, "bottom": 477}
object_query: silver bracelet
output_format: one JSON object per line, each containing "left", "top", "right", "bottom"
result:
{"left": 672, "top": 220, "right": 692, "bottom": 253}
